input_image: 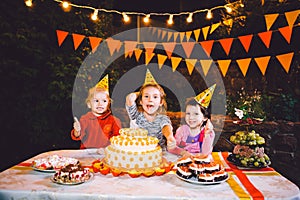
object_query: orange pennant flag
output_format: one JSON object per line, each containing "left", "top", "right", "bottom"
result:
{"left": 202, "top": 26, "right": 210, "bottom": 40}
{"left": 170, "top": 56, "right": 182, "bottom": 72}
{"left": 193, "top": 29, "right": 201, "bottom": 42}
{"left": 124, "top": 41, "right": 138, "bottom": 58}
{"left": 199, "top": 59, "right": 213, "bottom": 76}
{"left": 134, "top": 49, "right": 143, "bottom": 62}
{"left": 173, "top": 32, "right": 179, "bottom": 42}
{"left": 210, "top": 22, "right": 221, "bottom": 34}
{"left": 254, "top": 56, "right": 271, "bottom": 76}
{"left": 236, "top": 58, "right": 252, "bottom": 77}
{"left": 217, "top": 59, "right": 231, "bottom": 77}
{"left": 181, "top": 42, "right": 195, "bottom": 58}
{"left": 167, "top": 32, "right": 173, "bottom": 41}
{"left": 106, "top": 38, "right": 122, "bottom": 56}
{"left": 278, "top": 26, "right": 293, "bottom": 44}
{"left": 56, "top": 30, "right": 69, "bottom": 47}
{"left": 161, "top": 30, "right": 167, "bottom": 40}
{"left": 219, "top": 38, "right": 234, "bottom": 56}
{"left": 157, "top": 54, "right": 168, "bottom": 69}
{"left": 145, "top": 53, "right": 155, "bottom": 65}
{"left": 285, "top": 10, "right": 300, "bottom": 28}
{"left": 238, "top": 35, "right": 253, "bottom": 53}
{"left": 88, "top": 36, "right": 102, "bottom": 53}
{"left": 276, "top": 52, "right": 294, "bottom": 73}
{"left": 143, "top": 42, "right": 157, "bottom": 56}
{"left": 264, "top": 13, "right": 279, "bottom": 31}
{"left": 179, "top": 32, "right": 185, "bottom": 42}
{"left": 185, "top": 31, "right": 192, "bottom": 41}
{"left": 72, "top": 33, "right": 85, "bottom": 50}
{"left": 258, "top": 31, "right": 272, "bottom": 48}
{"left": 185, "top": 59, "right": 197, "bottom": 75}
{"left": 162, "top": 42, "right": 176, "bottom": 59}
{"left": 200, "top": 40, "right": 214, "bottom": 58}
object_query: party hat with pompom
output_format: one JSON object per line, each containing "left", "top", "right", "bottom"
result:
{"left": 194, "top": 84, "right": 216, "bottom": 108}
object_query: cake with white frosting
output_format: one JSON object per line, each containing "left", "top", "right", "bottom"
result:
{"left": 52, "top": 164, "right": 91, "bottom": 184}
{"left": 103, "top": 128, "right": 163, "bottom": 173}
{"left": 32, "top": 155, "right": 79, "bottom": 170}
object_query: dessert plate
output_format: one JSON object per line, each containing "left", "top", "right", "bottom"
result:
{"left": 50, "top": 173, "right": 94, "bottom": 185}
{"left": 32, "top": 166, "right": 56, "bottom": 173}
{"left": 175, "top": 173, "right": 229, "bottom": 185}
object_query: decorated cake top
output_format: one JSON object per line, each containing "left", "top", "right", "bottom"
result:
{"left": 119, "top": 128, "right": 148, "bottom": 138}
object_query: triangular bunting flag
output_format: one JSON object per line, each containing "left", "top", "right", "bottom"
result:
{"left": 179, "top": 32, "right": 185, "bottom": 42}
{"left": 157, "top": 29, "right": 162, "bottom": 39}
{"left": 106, "top": 38, "right": 122, "bottom": 56}
{"left": 193, "top": 29, "right": 201, "bottom": 42}
{"left": 185, "top": 31, "right": 192, "bottom": 41}
{"left": 167, "top": 32, "right": 173, "bottom": 41}
{"left": 236, "top": 58, "right": 252, "bottom": 77}
{"left": 95, "top": 74, "right": 109, "bottom": 92}
{"left": 200, "top": 40, "right": 214, "bottom": 57}
{"left": 199, "top": 59, "right": 213, "bottom": 76}
{"left": 217, "top": 60, "right": 231, "bottom": 77}
{"left": 134, "top": 49, "right": 143, "bottom": 62}
{"left": 170, "top": 57, "right": 182, "bottom": 72}
{"left": 161, "top": 30, "right": 167, "bottom": 40}
{"left": 56, "top": 30, "right": 68, "bottom": 47}
{"left": 258, "top": 31, "right": 272, "bottom": 48}
{"left": 173, "top": 32, "right": 179, "bottom": 42}
{"left": 72, "top": 33, "right": 85, "bottom": 50}
{"left": 219, "top": 38, "right": 234, "bottom": 56}
{"left": 278, "top": 26, "right": 293, "bottom": 44}
{"left": 254, "top": 56, "right": 271, "bottom": 76}
{"left": 88, "top": 36, "right": 102, "bottom": 53}
{"left": 152, "top": 27, "right": 157, "bottom": 35}
{"left": 238, "top": 35, "right": 253, "bottom": 53}
{"left": 210, "top": 22, "right": 221, "bottom": 34}
{"left": 181, "top": 42, "right": 195, "bottom": 58}
{"left": 124, "top": 41, "right": 138, "bottom": 58}
{"left": 143, "top": 42, "right": 157, "bottom": 56}
{"left": 285, "top": 10, "right": 300, "bottom": 28}
{"left": 202, "top": 26, "right": 210, "bottom": 40}
{"left": 145, "top": 53, "right": 155, "bottom": 65}
{"left": 185, "top": 59, "right": 197, "bottom": 75}
{"left": 162, "top": 42, "right": 176, "bottom": 59}
{"left": 264, "top": 13, "right": 279, "bottom": 31}
{"left": 157, "top": 54, "right": 168, "bottom": 69}
{"left": 276, "top": 52, "right": 294, "bottom": 73}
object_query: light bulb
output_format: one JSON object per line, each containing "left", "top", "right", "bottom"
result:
{"left": 91, "top": 10, "right": 98, "bottom": 21}
{"left": 122, "top": 13, "right": 130, "bottom": 22}
{"left": 62, "top": 1, "right": 70, "bottom": 9}
{"left": 167, "top": 15, "right": 173, "bottom": 25}
{"left": 143, "top": 14, "right": 150, "bottom": 23}
{"left": 225, "top": 5, "right": 232, "bottom": 13}
{"left": 25, "top": 0, "right": 33, "bottom": 7}
{"left": 186, "top": 13, "right": 193, "bottom": 23}
{"left": 206, "top": 10, "right": 212, "bottom": 19}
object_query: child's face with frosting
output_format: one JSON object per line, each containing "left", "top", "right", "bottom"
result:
{"left": 140, "top": 86, "right": 162, "bottom": 115}
{"left": 185, "top": 104, "right": 205, "bottom": 129}
{"left": 88, "top": 91, "right": 109, "bottom": 116}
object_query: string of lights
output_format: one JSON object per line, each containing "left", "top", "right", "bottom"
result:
{"left": 24, "top": 0, "right": 244, "bottom": 24}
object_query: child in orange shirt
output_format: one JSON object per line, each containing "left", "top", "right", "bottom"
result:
{"left": 71, "top": 75, "right": 121, "bottom": 149}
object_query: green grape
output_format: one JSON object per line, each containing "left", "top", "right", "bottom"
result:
{"left": 230, "top": 135, "right": 236, "bottom": 142}
{"left": 241, "top": 160, "right": 247, "bottom": 166}
{"left": 249, "top": 158, "right": 255, "bottom": 162}
{"left": 254, "top": 162, "right": 259, "bottom": 167}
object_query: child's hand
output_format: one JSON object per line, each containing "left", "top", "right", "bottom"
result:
{"left": 126, "top": 92, "right": 138, "bottom": 106}
{"left": 205, "top": 119, "right": 214, "bottom": 131}
{"left": 73, "top": 117, "right": 81, "bottom": 137}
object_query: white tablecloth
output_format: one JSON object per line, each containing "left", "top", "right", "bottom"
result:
{"left": 0, "top": 149, "right": 299, "bottom": 200}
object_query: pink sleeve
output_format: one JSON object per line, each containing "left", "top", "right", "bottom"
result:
{"left": 175, "top": 126, "right": 185, "bottom": 146}
{"left": 201, "top": 129, "right": 215, "bottom": 155}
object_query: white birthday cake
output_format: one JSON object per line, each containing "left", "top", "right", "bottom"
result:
{"left": 103, "top": 128, "right": 163, "bottom": 173}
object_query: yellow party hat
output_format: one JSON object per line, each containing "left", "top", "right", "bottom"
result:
{"left": 95, "top": 74, "right": 109, "bottom": 92}
{"left": 144, "top": 69, "right": 157, "bottom": 85}
{"left": 194, "top": 84, "right": 216, "bottom": 108}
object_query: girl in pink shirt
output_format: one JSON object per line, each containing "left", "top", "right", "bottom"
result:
{"left": 175, "top": 97, "right": 215, "bottom": 156}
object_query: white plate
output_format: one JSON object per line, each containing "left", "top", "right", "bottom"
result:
{"left": 50, "top": 173, "right": 94, "bottom": 185}
{"left": 32, "top": 166, "right": 56, "bottom": 173}
{"left": 175, "top": 172, "right": 229, "bottom": 185}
